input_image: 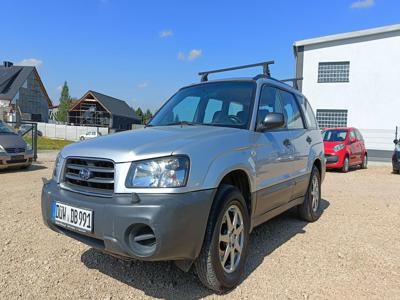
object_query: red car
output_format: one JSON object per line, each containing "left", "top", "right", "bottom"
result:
{"left": 323, "top": 127, "right": 368, "bottom": 172}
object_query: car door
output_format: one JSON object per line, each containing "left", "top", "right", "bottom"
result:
{"left": 254, "top": 85, "right": 294, "bottom": 216}
{"left": 279, "top": 90, "right": 310, "bottom": 200}
{"left": 348, "top": 130, "right": 359, "bottom": 164}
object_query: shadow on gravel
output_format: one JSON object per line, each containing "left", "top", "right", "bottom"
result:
{"left": 81, "top": 199, "right": 330, "bottom": 300}
{"left": 0, "top": 163, "right": 47, "bottom": 173}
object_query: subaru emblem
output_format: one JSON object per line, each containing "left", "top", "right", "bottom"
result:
{"left": 79, "top": 168, "right": 91, "bottom": 181}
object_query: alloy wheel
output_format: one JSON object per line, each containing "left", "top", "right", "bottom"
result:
{"left": 311, "top": 175, "right": 320, "bottom": 212}
{"left": 219, "top": 204, "right": 244, "bottom": 273}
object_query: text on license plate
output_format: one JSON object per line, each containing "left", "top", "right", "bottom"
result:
{"left": 52, "top": 201, "right": 93, "bottom": 232}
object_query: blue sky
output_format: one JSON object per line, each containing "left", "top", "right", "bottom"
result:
{"left": 2, "top": 0, "right": 399, "bottom": 111}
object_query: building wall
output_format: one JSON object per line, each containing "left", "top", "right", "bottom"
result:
{"left": 300, "top": 32, "right": 400, "bottom": 131}
{"left": 15, "top": 71, "right": 49, "bottom": 122}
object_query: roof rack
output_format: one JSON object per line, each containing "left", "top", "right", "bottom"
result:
{"left": 198, "top": 61, "right": 274, "bottom": 82}
{"left": 280, "top": 77, "right": 303, "bottom": 89}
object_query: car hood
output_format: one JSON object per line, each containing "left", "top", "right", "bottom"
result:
{"left": 61, "top": 126, "right": 248, "bottom": 163}
{"left": 0, "top": 134, "right": 26, "bottom": 149}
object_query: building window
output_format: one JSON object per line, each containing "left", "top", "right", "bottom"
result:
{"left": 318, "top": 62, "right": 349, "bottom": 83}
{"left": 316, "top": 109, "right": 348, "bottom": 129}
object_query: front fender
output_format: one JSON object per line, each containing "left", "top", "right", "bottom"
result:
{"left": 201, "top": 149, "right": 256, "bottom": 192}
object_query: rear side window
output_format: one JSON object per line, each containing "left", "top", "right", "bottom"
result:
{"left": 299, "top": 96, "right": 318, "bottom": 129}
{"left": 279, "top": 90, "right": 304, "bottom": 129}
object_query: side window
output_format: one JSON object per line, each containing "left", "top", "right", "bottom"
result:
{"left": 170, "top": 96, "right": 200, "bottom": 123}
{"left": 299, "top": 96, "right": 318, "bottom": 129}
{"left": 203, "top": 99, "right": 223, "bottom": 123}
{"left": 280, "top": 90, "right": 305, "bottom": 129}
{"left": 355, "top": 129, "right": 362, "bottom": 141}
{"left": 257, "top": 86, "right": 282, "bottom": 125}
{"left": 349, "top": 130, "right": 356, "bottom": 141}
{"left": 228, "top": 102, "right": 243, "bottom": 116}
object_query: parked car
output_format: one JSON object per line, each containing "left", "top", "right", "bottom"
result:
{"left": 41, "top": 62, "right": 325, "bottom": 292}
{"left": 0, "top": 120, "right": 33, "bottom": 169}
{"left": 18, "top": 124, "right": 43, "bottom": 137}
{"left": 392, "top": 138, "right": 400, "bottom": 173}
{"left": 322, "top": 127, "right": 367, "bottom": 172}
{"left": 79, "top": 131, "right": 102, "bottom": 141}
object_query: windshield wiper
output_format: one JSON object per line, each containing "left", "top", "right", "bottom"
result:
{"left": 165, "top": 121, "right": 197, "bottom": 126}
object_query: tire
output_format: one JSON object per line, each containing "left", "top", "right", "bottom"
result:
{"left": 80, "top": 136, "right": 85, "bottom": 141}
{"left": 195, "top": 185, "right": 250, "bottom": 292}
{"left": 298, "top": 166, "right": 321, "bottom": 222}
{"left": 341, "top": 156, "right": 349, "bottom": 173}
{"left": 361, "top": 154, "right": 368, "bottom": 169}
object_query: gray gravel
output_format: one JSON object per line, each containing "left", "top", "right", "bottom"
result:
{"left": 0, "top": 153, "right": 399, "bottom": 299}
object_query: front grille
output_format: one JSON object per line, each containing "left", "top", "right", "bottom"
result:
{"left": 63, "top": 157, "right": 114, "bottom": 192}
{"left": 5, "top": 147, "right": 25, "bottom": 154}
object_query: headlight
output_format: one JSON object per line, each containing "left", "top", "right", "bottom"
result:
{"left": 333, "top": 144, "right": 345, "bottom": 152}
{"left": 0, "top": 145, "right": 5, "bottom": 154}
{"left": 26, "top": 143, "right": 32, "bottom": 151}
{"left": 126, "top": 156, "right": 190, "bottom": 188}
{"left": 53, "top": 153, "right": 63, "bottom": 180}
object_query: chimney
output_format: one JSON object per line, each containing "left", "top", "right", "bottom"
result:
{"left": 3, "top": 61, "right": 13, "bottom": 68}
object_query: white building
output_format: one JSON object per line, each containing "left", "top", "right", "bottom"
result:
{"left": 294, "top": 24, "right": 400, "bottom": 152}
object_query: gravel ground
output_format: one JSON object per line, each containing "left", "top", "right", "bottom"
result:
{"left": 1, "top": 151, "right": 399, "bottom": 299}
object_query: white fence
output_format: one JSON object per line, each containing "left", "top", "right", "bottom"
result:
{"left": 34, "top": 122, "right": 397, "bottom": 151}
{"left": 36, "top": 122, "right": 109, "bottom": 141}
{"left": 360, "top": 128, "right": 397, "bottom": 151}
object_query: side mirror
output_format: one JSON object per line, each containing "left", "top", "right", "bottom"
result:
{"left": 394, "top": 139, "right": 399, "bottom": 144}
{"left": 258, "top": 113, "right": 285, "bottom": 131}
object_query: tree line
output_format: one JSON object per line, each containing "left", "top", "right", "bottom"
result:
{"left": 54, "top": 81, "right": 153, "bottom": 125}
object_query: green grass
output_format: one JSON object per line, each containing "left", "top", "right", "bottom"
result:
{"left": 24, "top": 136, "right": 74, "bottom": 151}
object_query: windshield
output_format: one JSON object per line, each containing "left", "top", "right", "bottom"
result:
{"left": 149, "top": 82, "right": 256, "bottom": 129}
{"left": 0, "top": 121, "right": 17, "bottom": 135}
{"left": 323, "top": 129, "right": 348, "bottom": 142}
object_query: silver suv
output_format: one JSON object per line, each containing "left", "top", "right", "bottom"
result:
{"left": 41, "top": 62, "right": 325, "bottom": 292}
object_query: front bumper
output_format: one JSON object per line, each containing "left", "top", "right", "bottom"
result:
{"left": 41, "top": 180, "right": 215, "bottom": 261}
{"left": 325, "top": 152, "right": 344, "bottom": 169}
{"left": 0, "top": 152, "right": 33, "bottom": 169}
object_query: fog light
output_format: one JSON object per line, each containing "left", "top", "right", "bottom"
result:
{"left": 127, "top": 224, "right": 156, "bottom": 257}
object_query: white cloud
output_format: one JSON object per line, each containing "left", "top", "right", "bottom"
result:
{"left": 177, "top": 49, "right": 202, "bottom": 61}
{"left": 351, "top": 0, "right": 374, "bottom": 9}
{"left": 137, "top": 82, "right": 148, "bottom": 88}
{"left": 160, "top": 30, "right": 173, "bottom": 38}
{"left": 177, "top": 52, "right": 186, "bottom": 60}
{"left": 15, "top": 58, "right": 43, "bottom": 67}
{"left": 188, "top": 49, "right": 202, "bottom": 61}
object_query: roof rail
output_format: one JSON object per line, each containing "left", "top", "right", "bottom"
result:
{"left": 280, "top": 77, "right": 303, "bottom": 89}
{"left": 198, "top": 61, "right": 274, "bottom": 82}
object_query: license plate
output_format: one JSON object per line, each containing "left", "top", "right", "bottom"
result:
{"left": 11, "top": 155, "right": 24, "bottom": 160}
{"left": 52, "top": 202, "right": 93, "bottom": 233}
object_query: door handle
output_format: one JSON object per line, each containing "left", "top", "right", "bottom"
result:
{"left": 283, "top": 139, "right": 291, "bottom": 147}
{"left": 306, "top": 136, "right": 312, "bottom": 144}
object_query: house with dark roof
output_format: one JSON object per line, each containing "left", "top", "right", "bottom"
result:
{"left": 0, "top": 61, "right": 52, "bottom": 122}
{"left": 68, "top": 90, "right": 140, "bottom": 130}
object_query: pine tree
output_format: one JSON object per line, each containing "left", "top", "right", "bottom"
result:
{"left": 144, "top": 109, "right": 153, "bottom": 124}
{"left": 55, "top": 81, "right": 72, "bottom": 123}
{"left": 135, "top": 107, "right": 144, "bottom": 124}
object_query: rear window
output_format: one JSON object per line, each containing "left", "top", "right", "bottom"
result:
{"left": 323, "top": 129, "right": 348, "bottom": 142}
{"left": 298, "top": 95, "right": 318, "bottom": 129}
